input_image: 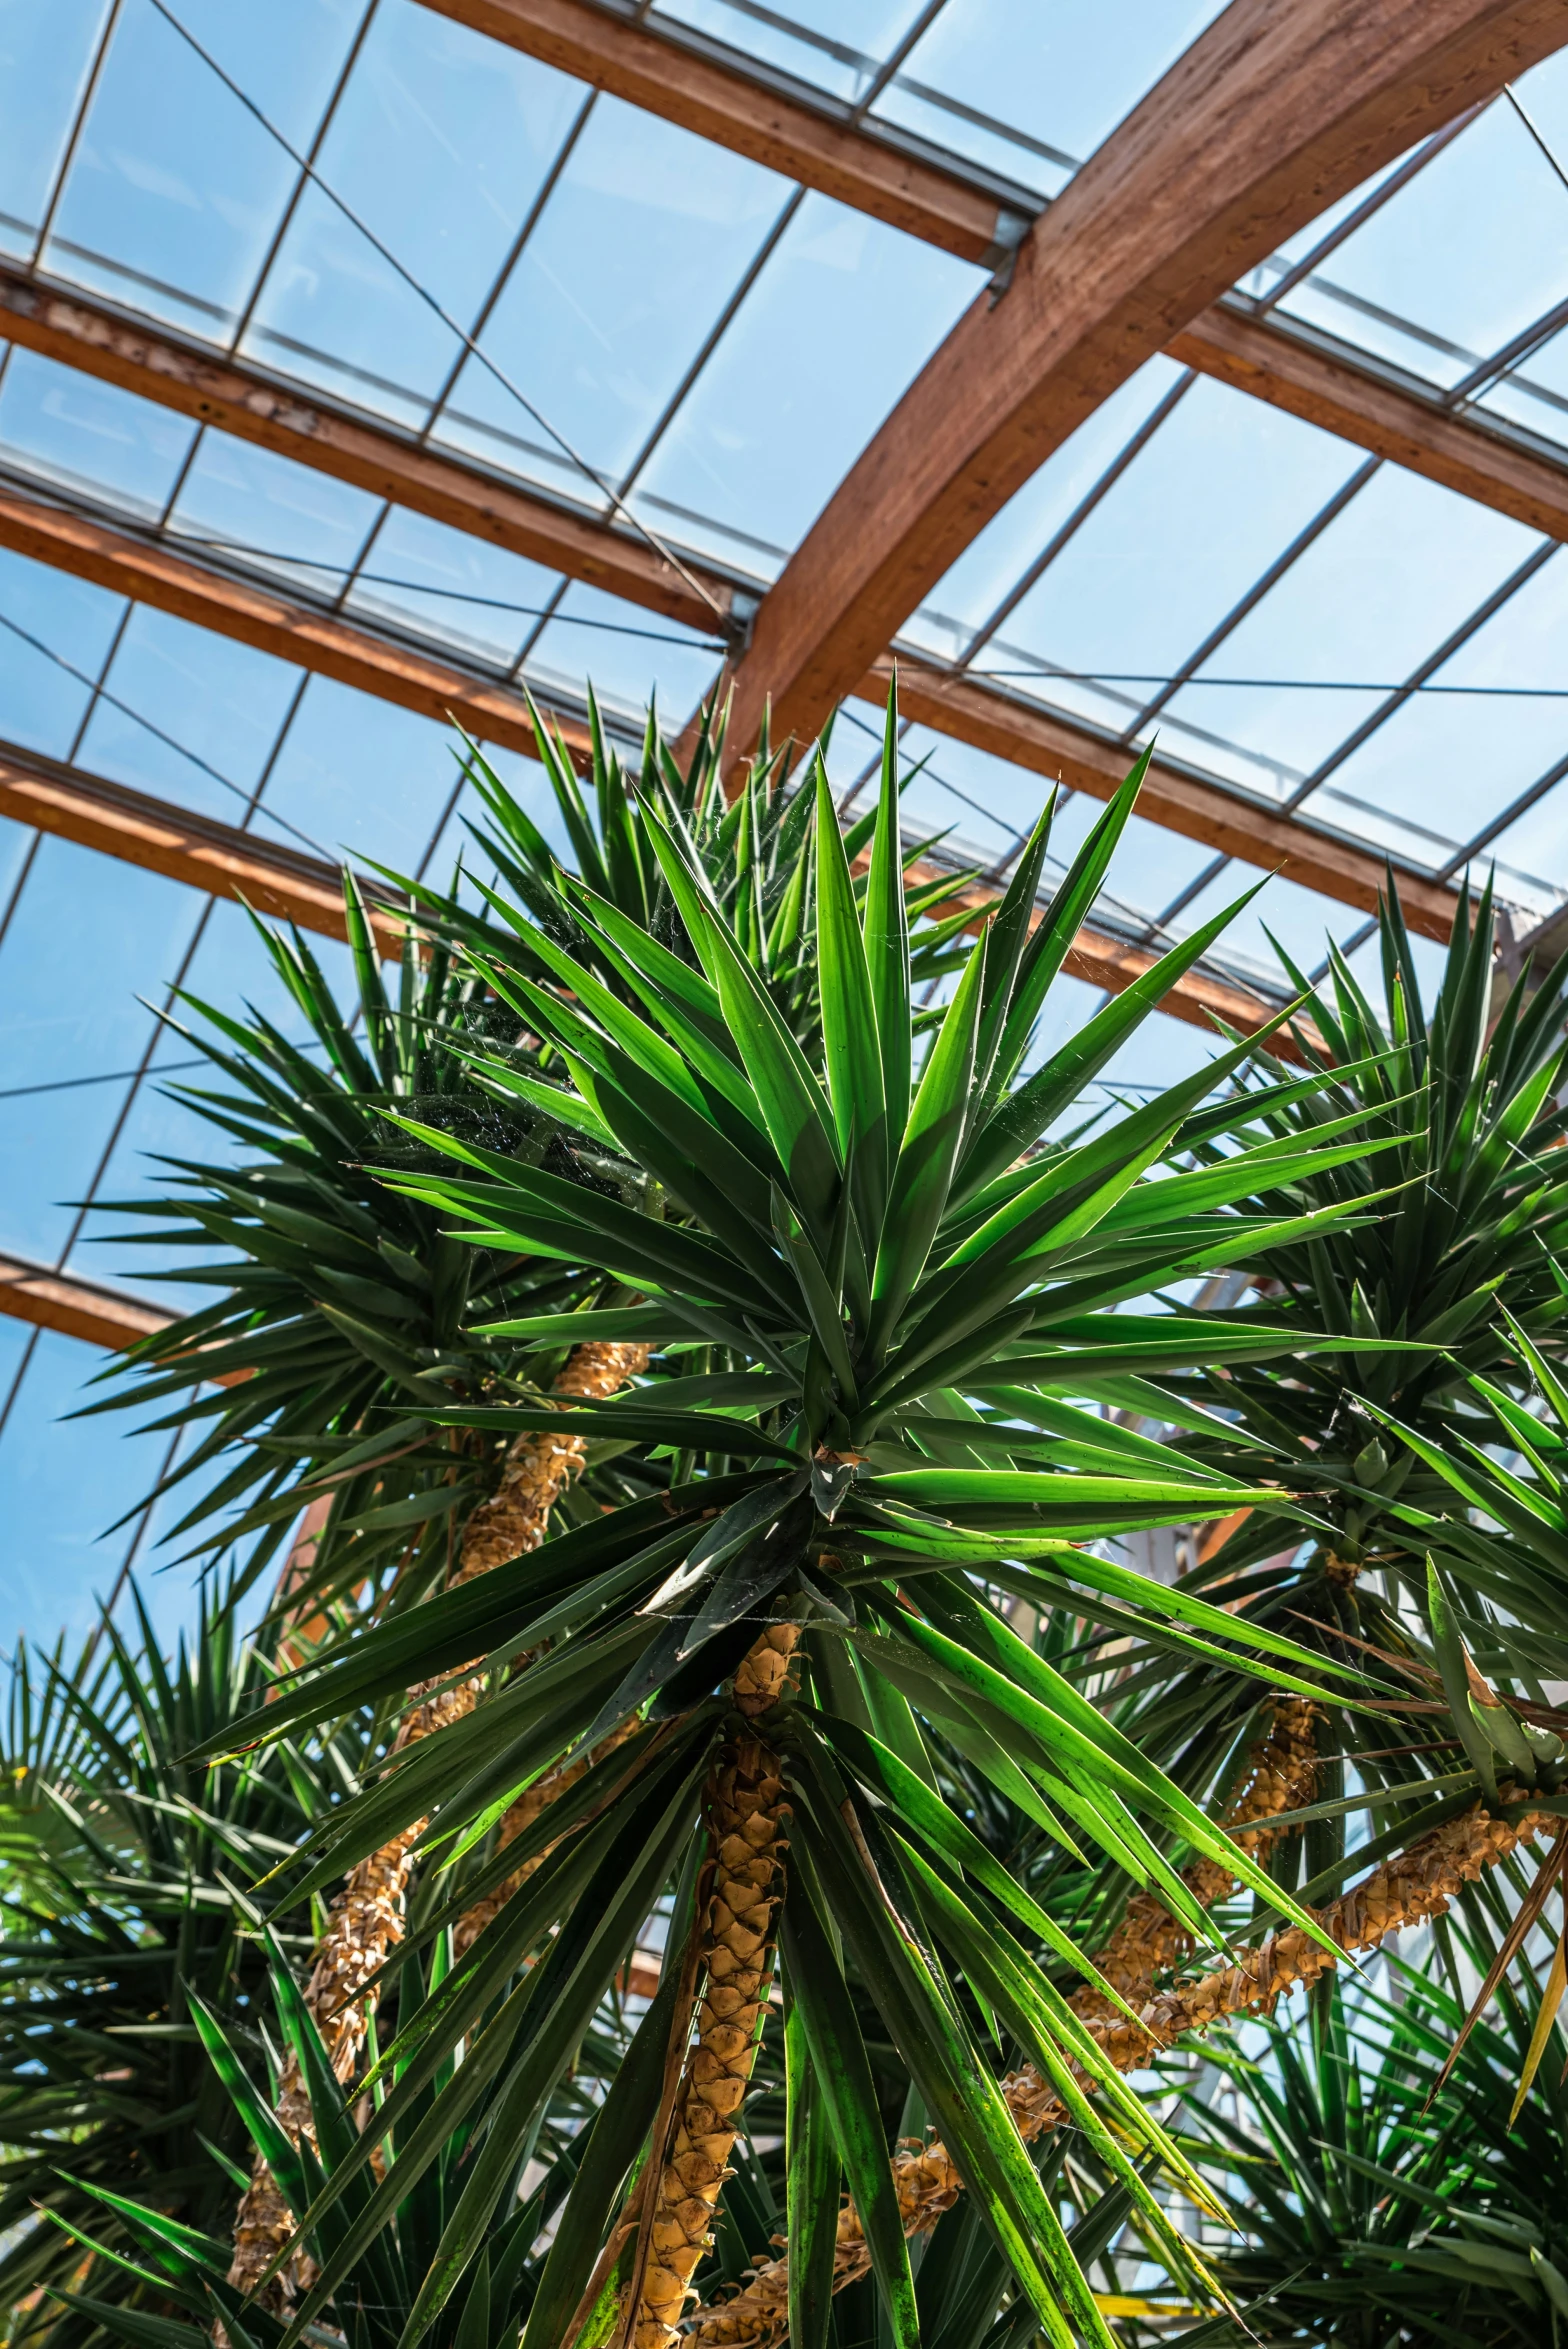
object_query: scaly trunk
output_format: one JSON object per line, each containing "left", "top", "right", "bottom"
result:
{"left": 227, "top": 1342, "right": 648, "bottom": 2305}
{"left": 452, "top": 1714, "right": 643, "bottom": 1960}
{"left": 1071, "top": 1695, "right": 1320, "bottom": 2022}
{"left": 606, "top": 1623, "right": 798, "bottom": 2349}
{"left": 688, "top": 1784, "right": 1548, "bottom": 2347}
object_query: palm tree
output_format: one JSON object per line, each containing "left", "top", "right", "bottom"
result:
{"left": 1041, "top": 886, "right": 1568, "bottom": 2016}
{"left": 32, "top": 1931, "right": 644, "bottom": 2349}
{"left": 94, "top": 692, "right": 991, "bottom": 2302}
{"left": 193, "top": 709, "right": 1401, "bottom": 2349}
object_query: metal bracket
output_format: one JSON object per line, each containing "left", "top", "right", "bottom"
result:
{"left": 981, "top": 206, "right": 1033, "bottom": 305}
{"left": 724, "top": 584, "right": 760, "bottom": 653}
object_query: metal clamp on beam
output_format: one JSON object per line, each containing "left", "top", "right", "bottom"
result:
{"left": 981, "top": 205, "right": 1034, "bottom": 303}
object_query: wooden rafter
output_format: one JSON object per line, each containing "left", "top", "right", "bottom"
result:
{"left": 0, "top": 1249, "right": 173, "bottom": 1352}
{"left": 0, "top": 263, "right": 730, "bottom": 637}
{"left": 416, "top": 0, "right": 1015, "bottom": 262}
{"left": 0, "top": 457, "right": 1464, "bottom": 938}
{"left": 0, "top": 741, "right": 409, "bottom": 951}
{"left": 0, "top": 724, "right": 1298, "bottom": 1154}
{"left": 0, "top": 483, "right": 592, "bottom": 763}
{"left": 723, "top": 0, "right": 1568, "bottom": 750}
{"left": 876, "top": 661, "right": 1460, "bottom": 943}
{"left": 1173, "top": 304, "right": 1568, "bottom": 542}
{"left": 411, "top": 2, "right": 1568, "bottom": 539}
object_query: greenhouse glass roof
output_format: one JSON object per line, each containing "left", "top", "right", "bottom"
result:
{"left": 2, "top": 0, "right": 1567, "bottom": 1639}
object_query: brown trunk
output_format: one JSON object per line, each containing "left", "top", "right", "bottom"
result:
{"left": 1071, "top": 1694, "right": 1320, "bottom": 2023}
{"left": 227, "top": 1341, "right": 648, "bottom": 2304}
{"left": 610, "top": 1623, "right": 799, "bottom": 2349}
{"left": 452, "top": 1715, "right": 642, "bottom": 1961}
{"left": 688, "top": 1788, "right": 1550, "bottom": 2347}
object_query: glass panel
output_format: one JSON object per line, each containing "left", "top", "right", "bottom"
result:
{"left": 825, "top": 711, "right": 1215, "bottom": 938}
{"left": 1232, "top": 154, "right": 1420, "bottom": 303}
{"left": 1338, "top": 920, "right": 1450, "bottom": 1010}
{"left": 0, "top": 347, "right": 197, "bottom": 517}
{"left": 654, "top": 0, "right": 927, "bottom": 104}
{"left": 0, "top": 549, "right": 126, "bottom": 755}
{"left": 1148, "top": 467, "right": 1542, "bottom": 804}
{"left": 0, "top": 835, "right": 200, "bottom": 1261}
{"left": 166, "top": 428, "right": 381, "bottom": 592}
{"left": 0, "top": 0, "right": 113, "bottom": 255}
{"left": 970, "top": 378, "right": 1368, "bottom": 731}
{"left": 423, "top": 745, "right": 569, "bottom": 883}
{"left": 1162, "top": 858, "right": 1358, "bottom": 987}
{"left": 874, "top": 0, "right": 1226, "bottom": 198}
{"left": 169, "top": 890, "right": 354, "bottom": 1044}
{"left": 76, "top": 608, "right": 303, "bottom": 825}
{"left": 0, "top": 812, "right": 34, "bottom": 910}
{"left": 435, "top": 98, "right": 790, "bottom": 499}
{"left": 44, "top": 0, "right": 366, "bottom": 338}
{"left": 1072, "top": 815, "right": 1217, "bottom": 935}
{"left": 635, "top": 192, "right": 977, "bottom": 568}
{"left": 1476, "top": 319, "right": 1568, "bottom": 451}
{"left": 1289, "top": 549, "right": 1568, "bottom": 884}
{"left": 826, "top": 711, "right": 1025, "bottom": 872}
{"left": 258, "top": 675, "right": 465, "bottom": 875}
{"left": 76, "top": 894, "right": 353, "bottom": 1308}
{"left": 1093, "top": 1008, "right": 1225, "bottom": 1097}
{"left": 1270, "top": 62, "right": 1568, "bottom": 391}
{"left": 903, "top": 358, "right": 1188, "bottom": 663}
{"left": 243, "top": 0, "right": 587, "bottom": 428}
{"left": 1476, "top": 782, "right": 1568, "bottom": 927}
{"left": 524, "top": 581, "right": 724, "bottom": 727}
{"left": 345, "top": 507, "right": 563, "bottom": 670}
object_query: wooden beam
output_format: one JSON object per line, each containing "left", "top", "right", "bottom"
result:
{"left": 926, "top": 874, "right": 1307, "bottom": 1061}
{"left": 727, "top": 0, "right": 1568, "bottom": 749}
{"left": 8, "top": 218, "right": 1566, "bottom": 611}
{"left": 4, "top": 469, "right": 1464, "bottom": 946}
{"left": 881, "top": 659, "right": 1460, "bottom": 943}
{"left": 0, "top": 1250, "right": 172, "bottom": 1351}
{"left": 0, "top": 263, "right": 732, "bottom": 637}
{"left": 1173, "top": 302, "right": 1568, "bottom": 541}
{"left": 413, "top": 4, "right": 1568, "bottom": 544}
{"left": 0, "top": 1248, "right": 255, "bottom": 1384}
{"left": 0, "top": 483, "right": 594, "bottom": 765}
{"left": 0, "top": 728, "right": 1287, "bottom": 1058}
{"left": 1062, "top": 925, "right": 1294, "bottom": 1045}
{"left": 0, "top": 277, "right": 1527, "bottom": 943}
{"left": 417, "top": 0, "right": 1014, "bottom": 263}
{"left": 0, "top": 740, "right": 409, "bottom": 951}
{"left": 0, "top": 719, "right": 1293, "bottom": 1089}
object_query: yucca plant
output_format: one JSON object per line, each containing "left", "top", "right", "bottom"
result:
{"left": 90, "top": 695, "right": 1006, "bottom": 2299}
{"left": 0, "top": 1582, "right": 366, "bottom": 2349}
{"left": 90, "top": 892, "right": 620, "bottom": 1631}
{"left": 96, "top": 696, "right": 981, "bottom": 1637}
{"left": 1159, "top": 1955, "right": 1568, "bottom": 2347}
{"left": 183, "top": 695, "right": 1419, "bottom": 2349}
{"left": 1068, "top": 884, "right": 1568, "bottom": 1942}
{"left": 41, "top": 1939, "right": 1168, "bottom": 2349}
{"left": 388, "top": 691, "right": 983, "bottom": 1062}
{"left": 37, "top": 1934, "right": 658, "bottom": 2349}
